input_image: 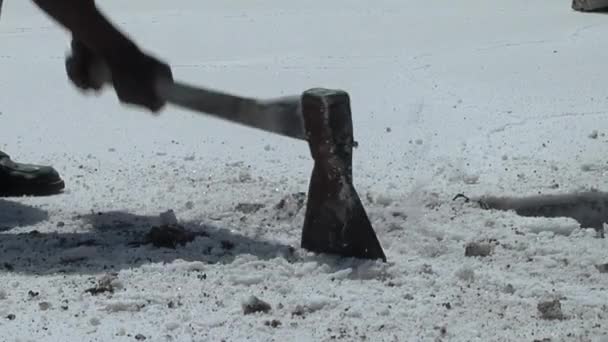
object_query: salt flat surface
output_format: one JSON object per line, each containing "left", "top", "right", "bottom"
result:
{"left": 1, "top": 1, "right": 607, "bottom": 341}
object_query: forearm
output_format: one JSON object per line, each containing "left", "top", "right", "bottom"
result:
{"left": 32, "top": 0, "right": 141, "bottom": 63}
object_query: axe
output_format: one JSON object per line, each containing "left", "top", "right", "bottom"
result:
{"left": 86, "top": 57, "right": 387, "bottom": 262}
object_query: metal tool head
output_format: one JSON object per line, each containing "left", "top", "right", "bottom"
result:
{"left": 300, "top": 88, "right": 387, "bottom": 262}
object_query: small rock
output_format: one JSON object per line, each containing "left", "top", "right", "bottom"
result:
{"left": 235, "top": 203, "right": 265, "bottom": 214}
{"left": 385, "top": 127, "right": 392, "bottom": 133}
{"left": 242, "top": 296, "right": 271, "bottom": 315}
{"left": 28, "top": 290, "right": 39, "bottom": 299}
{"left": 6, "top": 314, "right": 15, "bottom": 320}
{"left": 465, "top": 241, "right": 494, "bottom": 257}
{"left": 135, "top": 334, "right": 147, "bottom": 340}
{"left": 537, "top": 299, "right": 564, "bottom": 320}
{"left": 596, "top": 263, "right": 608, "bottom": 273}
{"left": 56, "top": 221, "right": 65, "bottom": 228}
{"left": 39, "top": 302, "right": 51, "bottom": 311}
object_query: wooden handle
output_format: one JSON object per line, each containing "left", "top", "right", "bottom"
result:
{"left": 89, "top": 60, "right": 307, "bottom": 140}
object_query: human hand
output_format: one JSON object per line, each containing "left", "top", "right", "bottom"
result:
{"left": 65, "top": 38, "right": 173, "bottom": 112}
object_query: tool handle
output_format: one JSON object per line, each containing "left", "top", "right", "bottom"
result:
{"left": 89, "top": 60, "right": 307, "bottom": 140}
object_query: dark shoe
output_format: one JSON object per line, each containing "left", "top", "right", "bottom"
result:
{"left": 0, "top": 151, "right": 65, "bottom": 196}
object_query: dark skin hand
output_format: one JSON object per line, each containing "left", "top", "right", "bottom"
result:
{"left": 31, "top": 0, "right": 173, "bottom": 112}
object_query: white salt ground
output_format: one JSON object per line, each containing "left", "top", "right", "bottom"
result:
{"left": 1, "top": 0, "right": 608, "bottom": 341}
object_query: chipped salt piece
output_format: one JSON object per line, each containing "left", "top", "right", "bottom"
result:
{"left": 165, "top": 321, "right": 180, "bottom": 331}
{"left": 159, "top": 209, "right": 178, "bottom": 225}
{"left": 264, "top": 319, "right": 282, "bottom": 328}
{"left": 145, "top": 224, "right": 196, "bottom": 248}
{"left": 455, "top": 266, "right": 475, "bottom": 282}
{"left": 595, "top": 263, "right": 608, "bottom": 273}
{"left": 230, "top": 274, "right": 264, "bottom": 286}
{"left": 589, "top": 130, "right": 599, "bottom": 139}
{"left": 238, "top": 170, "right": 252, "bottom": 182}
{"left": 537, "top": 299, "right": 564, "bottom": 320}
{"left": 85, "top": 273, "right": 120, "bottom": 295}
{"left": 242, "top": 296, "right": 271, "bottom": 315}
{"left": 291, "top": 296, "right": 333, "bottom": 317}
{"left": 463, "top": 174, "right": 479, "bottom": 185}
{"left": 344, "top": 309, "right": 362, "bottom": 318}
{"left": 465, "top": 241, "right": 494, "bottom": 257}
{"left": 375, "top": 194, "right": 393, "bottom": 207}
{"left": 503, "top": 284, "right": 515, "bottom": 294}
{"left": 104, "top": 300, "right": 146, "bottom": 313}
{"left": 60, "top": 246, "right": 98, "bottom": 263}
{"left": 235, "top": 203, "right": 264, "bottom": 214}
{"left": 328, "top": 268, "right": 352, "bottom": 280}
{"left": 274, "top": 192, "right": 306, "bottom": 220}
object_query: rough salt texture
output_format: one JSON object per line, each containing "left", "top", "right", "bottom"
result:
{"left": 1, "top": 0, "right": 608, "bottom": 341}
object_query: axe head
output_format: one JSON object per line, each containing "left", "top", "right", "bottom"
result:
{"left": 300, "top": 88, "right": 387, "bottom": 262}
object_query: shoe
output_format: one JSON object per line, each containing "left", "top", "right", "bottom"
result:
{"left": 0, "top": 151, "right": 65, "bottom": 196}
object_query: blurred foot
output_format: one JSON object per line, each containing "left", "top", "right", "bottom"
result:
{"left": 0, "top": 151, "right": 65, "bottom": 196}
